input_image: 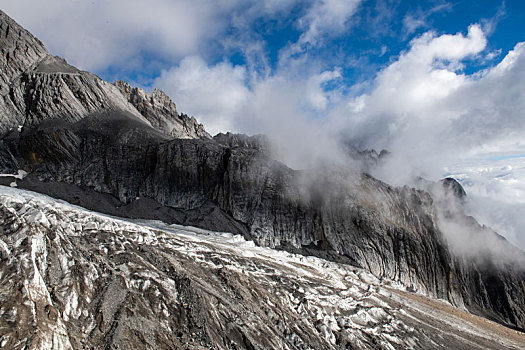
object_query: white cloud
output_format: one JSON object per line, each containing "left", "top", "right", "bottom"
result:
{"left": 306, "top": 69, "right": 342, "bottom": 110}
{"left": 480, "top": 1, "right": 506, "bottom": 36}
{"left": 445, "top": 155, "right": 525, "bottom": 249}
{"left": 235, "top": 74, "right": 346, "bottom": 168}
{"left": 331, "top": 25, "right": 492, "bottom": 179}
{"left": 296, "top": 0, "right": 361, "bottom": 46}
{"left": 154, "top": 56, "right": 250, "bottom": 135}
{"left": 0, "top": 0, "right": 304, "bottom": 73}
{"left": 402, "top": 15, "right": 426, "bottom": 36}
{"left": 401, "top": 3, "right": 453, "bottom": 37}
{"left": 444, "top": 42, "right": 525, "bottom": 151}
{"left": 372, "top": 24, "right": 486, "bottom": 114}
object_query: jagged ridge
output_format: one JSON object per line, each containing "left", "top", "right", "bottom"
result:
{"left": 115, "top": 80, "right": 210, "bottom": 139}
{"left": 1, "top": 9, "right": 525, "bottom": 334}
{"left": 0, "top": 10, "right": 209, "bottom": 140}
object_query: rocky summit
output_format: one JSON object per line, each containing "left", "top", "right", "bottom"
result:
{"left": 1, "top": 9, "right": 525, "bottom": 349}
{"left": 0, "top": 10, "right": 207, "bottom": 140}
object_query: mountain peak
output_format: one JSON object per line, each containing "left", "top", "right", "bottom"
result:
{"left": 0, "top": 11, "right": 210, "bottom": 139}
{"left": 152, "top": 87, "right": 176, "bottom": 110}
{"left": 115, "top": 80, "right": 211, "bottom": 139}
{"left": 0, "top": 10, "right": 48, "bottom": 84}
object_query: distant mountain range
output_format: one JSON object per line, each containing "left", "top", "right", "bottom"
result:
{"left": 1, "top": 9, "right": 524, "bottom": 349}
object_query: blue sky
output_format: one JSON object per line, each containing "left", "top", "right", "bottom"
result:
{"left": 82, "top": 2, "right": 525, "bottom": 90}
{"left": 2, "top": 0, "right": 525, "bottom": 248}
{"left": 88, "top": 1, "right": 525, "bottom": 91}
{"left": 3, "top": 1, "right": 523, "bottom": 91}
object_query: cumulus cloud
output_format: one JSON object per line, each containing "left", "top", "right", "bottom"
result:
{"left": 334, "top": 25, "right": 499, "bottom": 183}
{"left": 154, "top": 56, "right": 250, "bottom": 135}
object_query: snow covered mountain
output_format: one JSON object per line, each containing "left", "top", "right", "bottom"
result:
{"left": 1, "top": 8, "right": 525, "bottom": 348}
{"left": 1, "top": 186, "right": 524, "bottom": 349}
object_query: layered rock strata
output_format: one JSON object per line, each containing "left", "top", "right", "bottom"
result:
{"left": 1, "top": 9, "right": 524, "bottom": 333}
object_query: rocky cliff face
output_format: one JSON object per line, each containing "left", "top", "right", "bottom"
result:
{"left": 1, "top": 9, "right": 47, "bottom": 132}
{"left": 5, "top": 115, "right": 524, "bottom": 331}
{"left": 115, "top": 80, "right": 211, "bottom": 139}
{"left": 0, "top": 10, "right": 209, "bottom": 140}
{"left": 1, "top": 9, "right": 525, "bottom": 337}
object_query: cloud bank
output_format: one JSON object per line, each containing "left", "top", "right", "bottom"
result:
{"left": 0, "top": 0, "right": 306, "bottom": 76}
{"left": 155, "top": 23, "right": 525, "bottom": 249}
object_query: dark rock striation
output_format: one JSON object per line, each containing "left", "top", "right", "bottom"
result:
{"left": 1, "top": 9, "right": 525, "bottom": 335}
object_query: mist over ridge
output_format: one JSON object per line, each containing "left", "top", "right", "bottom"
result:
{"left": 2, "top": 4, "right": 525, "bottom": 346}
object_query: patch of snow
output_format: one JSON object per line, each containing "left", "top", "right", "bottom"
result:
{"left": 0, "top": 169, "right": 27, "bottom": 179}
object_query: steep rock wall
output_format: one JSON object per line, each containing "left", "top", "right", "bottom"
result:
{"left": 8, "top": 115, "right": 524, "bottom": 330}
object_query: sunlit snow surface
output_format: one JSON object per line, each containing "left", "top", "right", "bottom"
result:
{"left": 0, "top": 186, "right": 524, "bottom": 349}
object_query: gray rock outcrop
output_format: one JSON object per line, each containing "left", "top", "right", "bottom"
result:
{"left": 0, "top": 10, "right": 209, "bottom": 140}
{"left": 115, "top": 80, "right": 211, "bottom": 139}
{"left": 1, "top": 9, "right": 525, "bottom": 335}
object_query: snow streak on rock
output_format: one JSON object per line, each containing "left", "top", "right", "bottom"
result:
{"left": 0, "top": 187, "right": 524, "bottom": 349}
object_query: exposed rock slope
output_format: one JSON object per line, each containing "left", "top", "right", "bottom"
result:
{"left": 1, "top": 9, "right": 525, "bottom": 335}
{"left": 1, "top": 187, "right": 524, "bottom": 350}
{"left": 0, "top": 10, "right": 209, "bottom": 139}
{"left": 115, "top": 80, "right": 210, "bottom": 139}
{"left": 4, "top": 116, "right": 525, "bottom": 331}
